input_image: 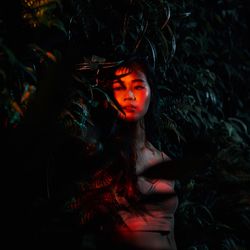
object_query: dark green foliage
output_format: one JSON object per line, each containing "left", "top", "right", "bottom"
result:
{"left": 166, "top": 1, "right": 250, "bottom": 249}
{"left": 1, "top": 0, "right": 250, "bottom": 249}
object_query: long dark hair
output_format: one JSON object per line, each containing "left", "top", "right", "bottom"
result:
{"left": 70, "top": 56, "right": 162, "bottom": 227}
{"left": 98, "top": 56, "right": 162, "bottom": 195}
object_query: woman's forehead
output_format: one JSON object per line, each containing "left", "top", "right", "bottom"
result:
{"left": 115, "top": 66, "right": 131, "bottom": 75}
{"left": 114, "top": 66, "right": 146, "bottom": 77}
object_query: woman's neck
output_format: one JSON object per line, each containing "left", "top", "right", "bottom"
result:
{"left": 134, "top": 119, "right": 146, "bottom": 151}
{"left": 113, "top": 118, "right": 147, "bottom": 152}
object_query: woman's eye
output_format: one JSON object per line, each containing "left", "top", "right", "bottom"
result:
{"left": 113, "top": 86, "right": 123, "bottom": 91}
{"left": 134, "top": 85, "right": 145, "bottom": 90}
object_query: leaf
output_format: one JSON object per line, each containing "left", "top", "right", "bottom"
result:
{"left": 228, "top": 117, "right": 248, "bottom": 135}
{"left": 47, "top": 19, "right": 67, "bottom": 34}
{"left": 93, "top": 87, "right": 124, "bottom": 115}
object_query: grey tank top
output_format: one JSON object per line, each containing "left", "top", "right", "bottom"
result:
{"left": 118, "top": 152, "right": 178, "bottom": 232}
{"left": 118, "top": 177, "right": 178, "bottom": 232}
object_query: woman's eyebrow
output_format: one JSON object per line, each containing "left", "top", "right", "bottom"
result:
{"left": 113, "top": 78, "right": 145, "bottom": 84}
{"left": 113, "top": 79, "right": 125, "bottom": 86}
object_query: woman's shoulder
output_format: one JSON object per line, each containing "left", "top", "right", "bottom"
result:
{"left": 136, "top": 141, "right": 172, "bottom": 175}
{"left": 142, "top": 142, "right": 176, "bottom": 187}
{"left": 146, "top": 141, "right": 171, "bottom": 162}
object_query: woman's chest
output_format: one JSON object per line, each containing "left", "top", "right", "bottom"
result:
{"left": 135, "top": 147, "right": 165, "bottom": 175}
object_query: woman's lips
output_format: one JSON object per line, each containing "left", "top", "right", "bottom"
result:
{"left": 123, "top": 106, "right": 136, "bottom": 112}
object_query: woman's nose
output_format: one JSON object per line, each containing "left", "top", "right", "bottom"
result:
{"left": 124, "top": 90, "right": 136, "bottom": 100}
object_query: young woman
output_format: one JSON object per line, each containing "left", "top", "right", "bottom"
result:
{"left": 74, "top": 57, "right": 179, "bottom": 250}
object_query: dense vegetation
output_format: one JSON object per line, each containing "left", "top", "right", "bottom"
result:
{"left": 1, "top": 0, "right": 249, "bottom": 249}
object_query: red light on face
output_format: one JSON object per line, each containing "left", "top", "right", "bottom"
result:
{"left": 112, "top": 68, "right": 151, "bottom": 122}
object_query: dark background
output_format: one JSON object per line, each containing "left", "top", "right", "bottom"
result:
{"left": 1, "top": 0, "right": 250, "bottom": 249}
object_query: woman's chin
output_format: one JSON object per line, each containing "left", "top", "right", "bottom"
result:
{"left": 118, "top": 112, "right": 140, "bottom": 122}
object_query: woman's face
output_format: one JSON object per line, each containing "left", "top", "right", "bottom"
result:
{"left": 112, "top": 67, "right": 151, "bottom": 122}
